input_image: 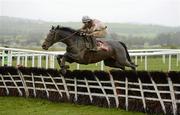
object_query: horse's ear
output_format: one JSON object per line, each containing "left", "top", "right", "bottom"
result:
{"left": 56, "top": 25, "right": 60, "bottom": 29}
{"left": 51, "top": 26, "right": 55, "bottom": 30}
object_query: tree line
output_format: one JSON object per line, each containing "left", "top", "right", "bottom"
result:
{"left": 0, "top": 16, "right": 180, "bottom": 49}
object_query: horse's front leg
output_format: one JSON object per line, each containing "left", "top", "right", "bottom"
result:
{"left": 57, "top": 55, "right": 63, "bottom": 68}
{"left": 60, "top": 56, "right": 69, "bottom": 75}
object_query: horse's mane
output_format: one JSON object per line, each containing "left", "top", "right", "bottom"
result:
{"left": 55, "top": 25, "right": 82, "bottom": 37}
{"left": 58, "top": 26, "right": 77, "bottom": 33}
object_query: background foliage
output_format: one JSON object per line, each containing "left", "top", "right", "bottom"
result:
{"left": 1, "top": 16, "right": 180, "bottom": 49}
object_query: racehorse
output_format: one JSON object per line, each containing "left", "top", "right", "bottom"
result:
{"left": 42, "top": 25, "right": 137, "bottom": 74}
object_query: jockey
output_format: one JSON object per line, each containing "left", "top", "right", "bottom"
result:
{"left": 79, "top": 16, "right": 107, "bottom": 51}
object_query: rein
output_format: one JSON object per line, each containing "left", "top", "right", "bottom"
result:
{"left": 58, "top": 26, "right": 107, "bottom": 42}
{"left": 59, "top": 31, "right": 78, "bottom": 42}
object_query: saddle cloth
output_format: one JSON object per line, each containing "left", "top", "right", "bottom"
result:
{"left": 96, "top": 40, "right": 109, "bottom": 51}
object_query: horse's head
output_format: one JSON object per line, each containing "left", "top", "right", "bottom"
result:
{"left": 42, "top": 25, "right": 78, "bottom": 50}
{"left": 42, "top": 25, "right": 61, "bottom": 50}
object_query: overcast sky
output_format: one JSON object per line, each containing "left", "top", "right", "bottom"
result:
{"left": 0, "top": 0, "right": 180, "bottom": 26}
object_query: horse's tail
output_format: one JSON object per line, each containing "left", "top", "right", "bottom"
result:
{"left": 119, "top": 41, "right": 131, "bottom": 61}
{"left": 119, "top": 41, "right": 137, "bottom": 66}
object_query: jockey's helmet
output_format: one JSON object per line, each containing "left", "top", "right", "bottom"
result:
{"left": 82, "top": 16, "right": 92, "bottom": 23}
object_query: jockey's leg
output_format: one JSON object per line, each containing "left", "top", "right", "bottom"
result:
{"left": 84, "top": 37, "right": 90, "bottom": 49}
{"left": 89, "top": 37, "right": 97, "bottom": 51}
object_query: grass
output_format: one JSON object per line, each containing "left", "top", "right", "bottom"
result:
{"left": 0, "top": 96, "right": 146, "bottom": 115}
{"left": 133, "top": 56, "right": 179, "bottom": 71}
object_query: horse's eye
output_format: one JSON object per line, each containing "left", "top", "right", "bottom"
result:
{"left": 49, "top": 31, "right": 55, "bottom": 35}
{"left": 50, "top": 30, "right": 55, "bottom": 33}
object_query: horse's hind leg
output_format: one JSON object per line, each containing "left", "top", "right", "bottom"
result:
{"left": 120, "top": 59, "right": 136, "bottom": 70}
{"left": 115, "top": 50, "right": 137, "bottom": 70}
{"left": 119, "top": 42, "right": 137, "bottom": 67}
{"left": 104, "top": 59, "right": 125, "bottom": 70}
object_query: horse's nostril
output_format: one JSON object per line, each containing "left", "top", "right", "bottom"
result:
{"left": 42, "top": 44, "right": 46, "bottom": 49}
{"left": 42, "top": 44, "right": 45, "bottom": 47}
{"left": 42, "top": 44, "right": 48, "bottom": 50}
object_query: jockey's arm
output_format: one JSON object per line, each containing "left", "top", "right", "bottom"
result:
{"left": 88, "top": 30, "right": 106, "bottom": 38}
{"left": 76, "top": 25, "right": 86, "bottom": 32}
{"left": 88, "top": 26, "right": 107, "bottom": 38}
{"left": 77, "top": 26, "right": 88, "bottom": 36}
{"left": 78, "top": 25, "right": 88, "bottom": 32}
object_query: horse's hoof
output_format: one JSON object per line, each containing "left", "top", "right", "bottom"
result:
{"left": 60, "top": 69, "right": 67, "bottom": 75}
{"left": 120, "top": 66, "right": 125, "bottom": 70}
{"left": 64, "top": 65, "right": 70, "bottom": 69}
{"left": 132, "top": 67, "right": 136, "bottom": 70}
{"left": 131, "top": 66, "right": 137, "bottom": 70}
{"left": 131, "top": 62, "right": 138, "bottom": 67}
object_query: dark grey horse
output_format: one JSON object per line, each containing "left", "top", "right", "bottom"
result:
{"left": 42, "top": 25, "right": 137, "bottom": 73}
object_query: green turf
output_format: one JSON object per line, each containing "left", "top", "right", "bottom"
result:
{"left": 0, "top": 96, "right": 146, "bottom": 115}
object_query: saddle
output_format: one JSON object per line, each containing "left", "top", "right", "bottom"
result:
{"left": 79, "top": 31, "right": 109, "bottom": 51}
{"left": 81, "top": 36, "right": 109, "bottom": 52}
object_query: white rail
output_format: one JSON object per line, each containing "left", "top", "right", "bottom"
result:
{"left": 0, "top": 47, "right": 179, "bottom": 71}
{"left": 0, "top": 47, "right": 65, "bottom": 69}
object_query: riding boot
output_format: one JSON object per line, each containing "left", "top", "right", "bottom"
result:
{"left": 90, "top": 37, "right": 97, "bottom": 52}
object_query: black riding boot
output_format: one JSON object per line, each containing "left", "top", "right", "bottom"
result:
{"left": 90, "top": 37, "right": 97, "bottom": 52}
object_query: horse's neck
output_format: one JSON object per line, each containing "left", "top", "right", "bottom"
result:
{"left": 58, "top": 30, "right": 86, "bottom": 51}
{"left": 64, "top": 35, "right": 86, "bottom": 52}
{"left": 59, "top": 32, "right": 76, "bottom": 46}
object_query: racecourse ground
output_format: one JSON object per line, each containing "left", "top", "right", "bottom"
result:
{"left": 0, "top": 97, "right": 146, "bottom": 115}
